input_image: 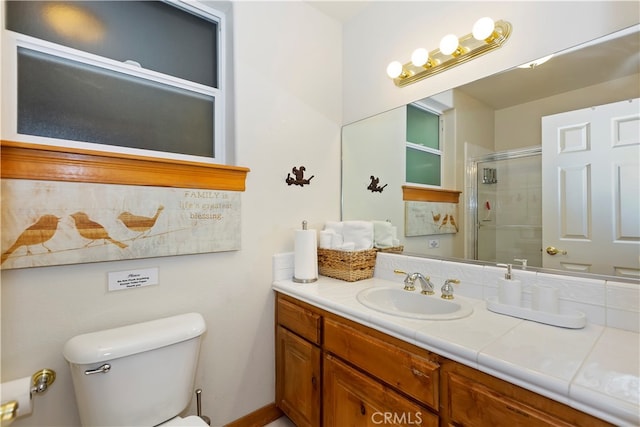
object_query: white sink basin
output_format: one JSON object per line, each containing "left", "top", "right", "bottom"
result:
{"left": 356, "top": 287, "right": 473, "bottom": 320}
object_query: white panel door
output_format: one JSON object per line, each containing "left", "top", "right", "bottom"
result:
{"left": 542, "top": 98, "right": 640, "bottom": 277}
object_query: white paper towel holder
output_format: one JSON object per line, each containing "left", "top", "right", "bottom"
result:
{"left": 293, "top": 277, "right": 318, "bottom": 283}
{"left": 293, "top": 220, "right": 318, "bottom": 283}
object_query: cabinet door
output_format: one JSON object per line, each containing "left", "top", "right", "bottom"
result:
{"left": 441, "top": 361, "right": 613, "bottom": 427}
{"left": 276, "top": 326, "right": 321, "bottom": 427}
{"left": 324, "top": 354, "right": 438, "bottom": 427}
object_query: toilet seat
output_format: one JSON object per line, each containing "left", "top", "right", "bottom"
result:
{"left": 158, "top": 415, "right": 210, "bottom": 426}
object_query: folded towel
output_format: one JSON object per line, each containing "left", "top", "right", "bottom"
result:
{"left": 372, "top": 220, "right": 394, "bottom": 248}
{"left": 319, "top": 230, "right": 334, "bottom": 249}
{"left": 324, "top": 221, "right": 344, "bottom": 235}
{"left": 330, "top": 232, "right": 344, "bottom": 249}
{"left": 342, "top": 221, "right": 374, "bottom": 251}
{"left": 339, "top": 242, "right": 355, "bottom": 251}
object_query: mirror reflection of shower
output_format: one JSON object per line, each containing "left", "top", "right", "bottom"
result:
{"left": 472, "top": 148, "right": 542, "bottom": 267}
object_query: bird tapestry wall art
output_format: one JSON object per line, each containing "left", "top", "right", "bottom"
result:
{"left": 404, "top": 201, "right": 459, "bottom": 236}
{"left": 1, "top": 179, "right": 241, "bottom": 269}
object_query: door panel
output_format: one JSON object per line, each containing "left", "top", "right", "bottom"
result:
{"left": 542, "top": 98, "right": 640, "bottom": 277}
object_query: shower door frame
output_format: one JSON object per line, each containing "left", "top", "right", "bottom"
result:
{"left": 468, "top": 146, "right": 542, "bottom": 262}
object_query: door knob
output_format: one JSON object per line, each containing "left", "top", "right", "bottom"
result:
{"left": 546, "top": 246, "right": 567, "bottom": 256}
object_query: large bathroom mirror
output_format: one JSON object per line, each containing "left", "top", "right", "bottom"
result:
{"left": 342, "top": 25, "right": 640, "bottom": 281}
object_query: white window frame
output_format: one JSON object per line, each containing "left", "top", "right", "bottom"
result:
{"left": 405, "top": 103, "right": 444, "bottom": 188}
{"left": 1, "top": 0, "right": 227, "bottom": 164}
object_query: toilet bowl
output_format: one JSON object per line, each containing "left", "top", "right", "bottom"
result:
{"left": 63, "top": 313, "right": 207, "bottom": 426}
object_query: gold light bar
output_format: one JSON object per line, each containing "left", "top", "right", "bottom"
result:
{"left": 388, "top": 19, "right": 512, "bottom": 87}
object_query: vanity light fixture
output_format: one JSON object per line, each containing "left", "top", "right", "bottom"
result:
{"left": 387, "top": 17, "right": 512, "bottom": 87}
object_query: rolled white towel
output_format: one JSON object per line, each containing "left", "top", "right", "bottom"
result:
{"left": 319, "top": 230, "right": 334, "bottom": 249}
{"left": 342, "top": 221, "right": 374, "bottom": 251}
{"left": 372, "top": 220, "right": 394, "bottom": 248}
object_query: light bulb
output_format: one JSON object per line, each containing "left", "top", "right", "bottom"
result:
{"left": 411, "top": 48, "right": 429, "bottom": 67}
{"left": 439, "top": 34, "right": 459, "bottom": 56}
{"left": 386, "top": 61, "right": 404, "bottom": 78}
{"left": 472, "top": 17, "right": 495, "bottom": 41}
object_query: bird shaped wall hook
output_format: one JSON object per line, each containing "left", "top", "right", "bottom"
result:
{"left": 286, "top": 165, "right": 314, "bottom": 187}
{"left": 367, "top": 175, "right": 387, "bottom": 193}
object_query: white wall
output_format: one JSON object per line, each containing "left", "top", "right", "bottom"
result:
{"left": 2, "top": 2, "right": 638, "bottom": 426}
{"left": 0, "top": 2, "right": 342, "bottom": 426}
{"left": 494, "top": 73, "right": 640, "bottom": 151}
{"left": 343, "top": 1, "right": 640, "bottom": 124}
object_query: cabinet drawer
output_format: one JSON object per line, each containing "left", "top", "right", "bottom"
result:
{"left": 324, "top": 354, "right": 438, "bottom": 427}
{"left": 277, "top": 296, "right": 321, "bottom": 344}
{"left": 445, "top": 369, "right": 613, "bottom": 427}
{"left": 447, "top": 371, "right": 573, "bottom": 427}
{"left": 324, "top": 317, "right": 439, "bottom": 410}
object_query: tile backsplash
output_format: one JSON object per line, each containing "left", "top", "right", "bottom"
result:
{"left": 272, "top": 252, "right": 640, "bottom": 333}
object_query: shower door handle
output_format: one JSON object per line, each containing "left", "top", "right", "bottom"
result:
{"left": 546, "top": 246, "right": 567, "bottom": 256}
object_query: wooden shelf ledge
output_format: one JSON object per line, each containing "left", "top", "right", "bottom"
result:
{"left": 402, "top": 185, "right": 461, "bottom": 203}
{"left": 1, "top": 140, "right": 250, "bottom": 191}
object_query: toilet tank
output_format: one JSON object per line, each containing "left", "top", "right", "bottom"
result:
{"left": 63, "top": 313, "right": 206, "bottom": 427}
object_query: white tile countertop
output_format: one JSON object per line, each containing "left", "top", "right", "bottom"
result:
{"left": 273, "top": 271, "right": 639, "bottom": 426}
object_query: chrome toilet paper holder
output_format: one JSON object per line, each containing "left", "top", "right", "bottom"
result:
{"left": 31, "top": 368, "right": 56, "bottom": 394}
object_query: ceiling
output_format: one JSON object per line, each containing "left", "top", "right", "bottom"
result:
{"left": 305, "top": 1, "right": 371, "bottom": 23}
{"left": 449, "top": 26, "right": 640, "bottom": 109}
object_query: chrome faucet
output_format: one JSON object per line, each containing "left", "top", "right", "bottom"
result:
{"left": 441, "top": 279, "right": 460, "bottom": 299}
{"left": 394, "top": 270, "right": 433, "bottom": 293}
{"left": 414, "top": 273, "right": 435, "bottom": 295}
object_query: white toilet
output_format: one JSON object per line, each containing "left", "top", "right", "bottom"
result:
{"left": 63, "top": 313, "right": 208, "bottom": 426}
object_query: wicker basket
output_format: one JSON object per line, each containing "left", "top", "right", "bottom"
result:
{"left": 317, "top": 248, "right": 377, "bottom": 282}
{"left": 376, "top": 245, "right": 404, "bottom": 254}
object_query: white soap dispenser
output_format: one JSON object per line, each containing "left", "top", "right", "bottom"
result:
{"left": 497, "top": 263, "right": 522, "bottom": 306}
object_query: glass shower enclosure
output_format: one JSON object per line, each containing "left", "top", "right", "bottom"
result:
{"left": 472, "top": 148, "right": 542, "bottom": 267}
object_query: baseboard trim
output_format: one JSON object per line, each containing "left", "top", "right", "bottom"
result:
{"left": 224, "top": 403, "right": 283, "bottom": 427}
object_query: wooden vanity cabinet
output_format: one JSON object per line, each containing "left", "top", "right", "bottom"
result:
{"left": 440, "top": 359, "right": 613, "bottom": 427}
{"left": 275, "top": 298, "right": 322, "bottom": 427}
{"left": 275, "top": 292, "right": 612, "bottom": 427}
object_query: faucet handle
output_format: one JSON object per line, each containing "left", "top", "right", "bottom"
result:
{"left": 394, "top": 269, "right": 415, "bottom": 291}
{"left": 441, "top": 278, "right": 460, "bottom": 300}
{"left": 514, "top": 258, "right": 528, "bottom": 269}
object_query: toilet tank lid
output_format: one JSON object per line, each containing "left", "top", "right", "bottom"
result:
{"left": 63, "top": 313, "right": 206, "bottom": 364}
